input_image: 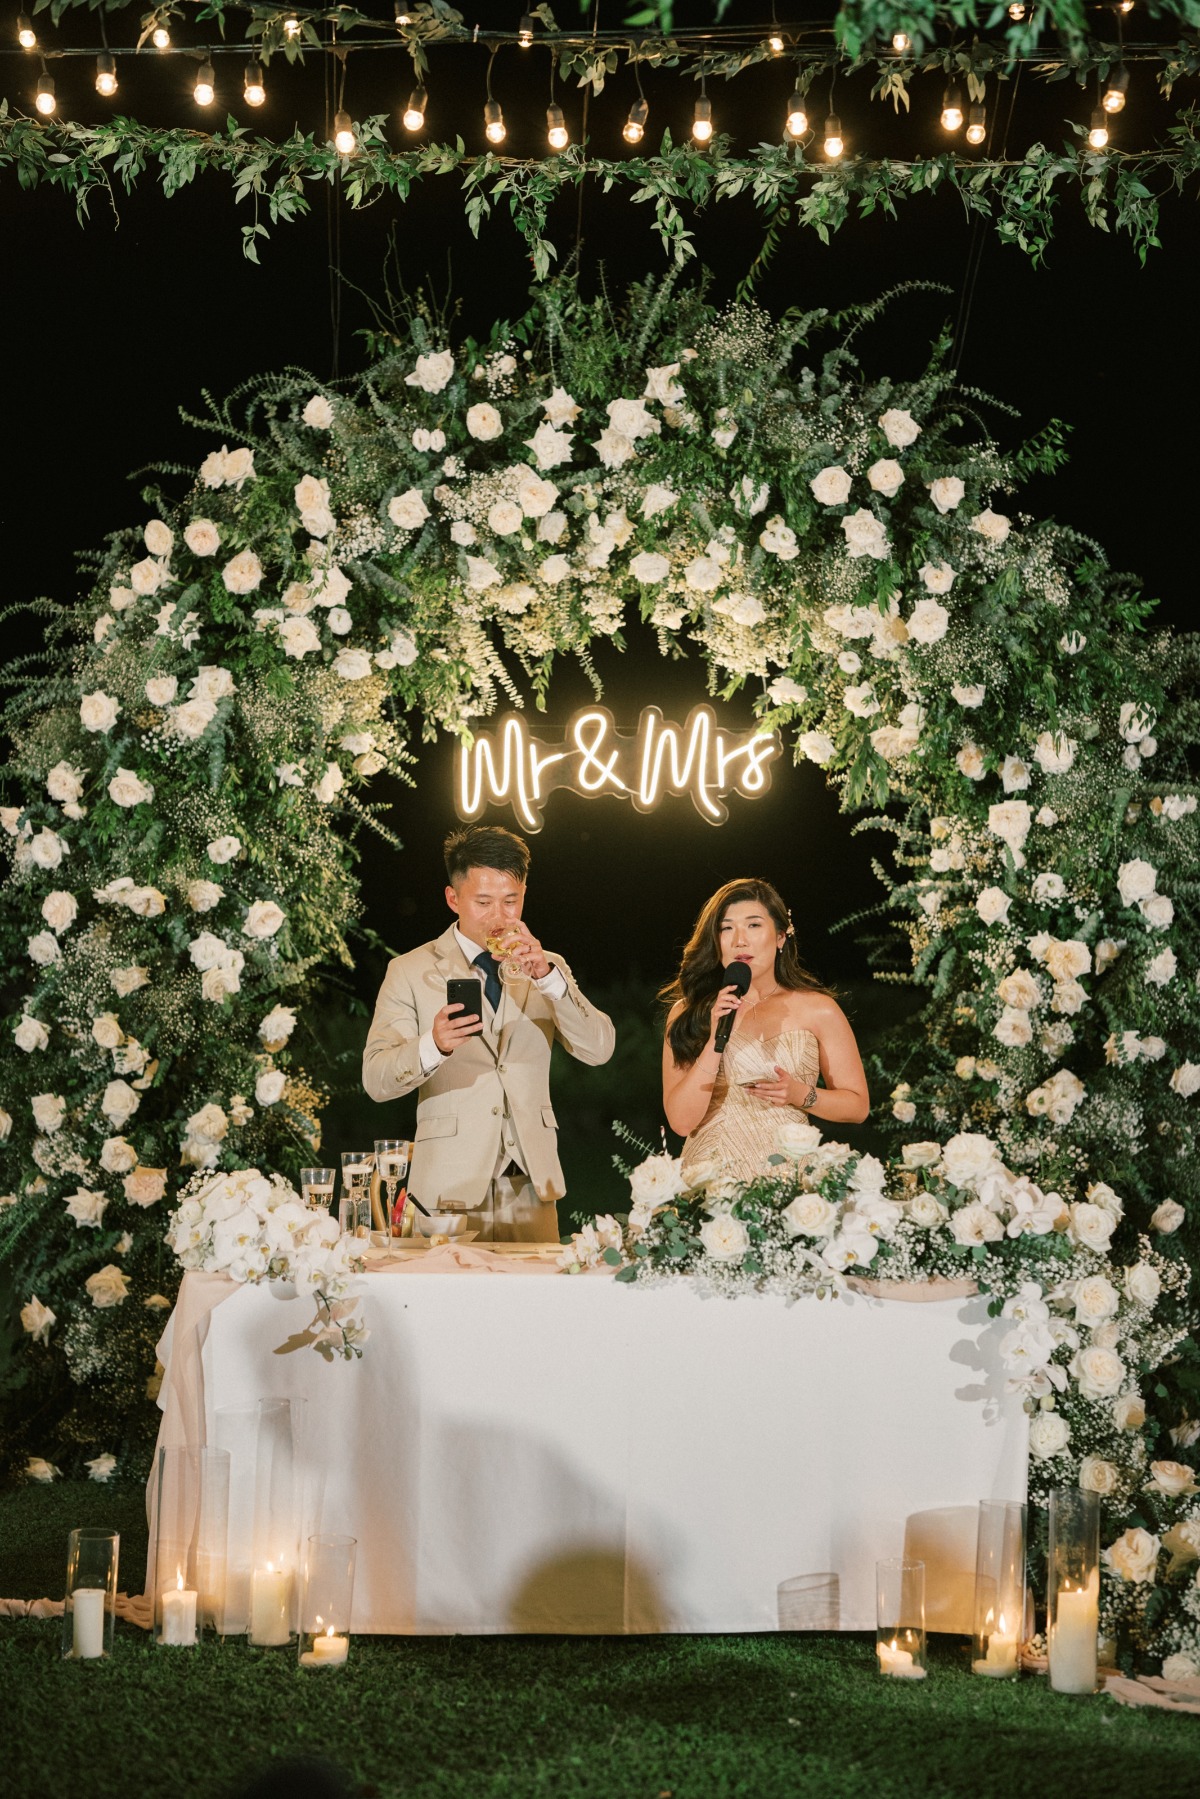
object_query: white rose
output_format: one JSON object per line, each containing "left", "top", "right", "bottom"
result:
{"left": 1032, "top": 731, "right": 1076, "bottom": 775}
{"left": 879, "top": 408, "right": 920, "bottom": 448}
{"left": 640, "top": 483, "right": 678, "bottom": 520}
{"left": 255, "top": 1070, "right": 287, "bottom": 1106}
{"left": 110, "top": 966, "right": 149, "bottom": 997}
{"left": 799, "top": 731, "right": 836, "bottom": 766}
{"left": 630, "top": 551, "right": 671, "bottom": 584}
{"left": 1118, "top": 701, "right": 1154, "bottom": 743}
{"left": 918, "top": 561, "right": 955, "bottom": 595}
{"left": 142, "top": 518, "right": 173, "bottom": 559}
{"left": 101, "top": 1079, "right": 140, "bottom": 1126}
{"left": 907, "top": 1192, "right": 947, "bottom": 1228}
{"left": 643, "top": 363, "right": 684, "bottom": 405}
{"left": 27, "top": 931, "right": 61, "bottom": 967}
{"left": 167, "top": 698, "right": 217, "bottom": 742}
{"left": 14, "top": 1015, "right": 50, "bottom": 1053}
{"left": 259, "top": 1005, "right": 297, "bottom": 1048}
{"left": 91, "top": 1012, "right": 124, "bottom": 1049}
{"left": 221, "top": 447, "right": 255, "bottom": 488}
{"left": 941, "top": 1132, "right": 1002, "bottom": 1191}
{"left": 31, "top": 1092, "right": 66, "bottom": 1134}
{"left": 207, "top": 835, "right": 242, "bottom": 865}
{"left": 278, "top": 616, "right": 321, "bottom": 659}
{"left": 1073, "top": 1274, "right": 1120, "bottom": 1326}
{"left": 1113, "top": 1393, "right": 1147, "bottom": 1430}
{"left": 99, "top": 1136, "right": 137, "bottom": 1174}
{"left": 867, "top": 459, "right": 904, "bottom": 496}
{"left": 782, "top": 1193, "right": 838, "bottom": 1237}
{"left": 20, "top": 1295, "right": 56, "bottom": 1343}
{"left": 973, "top": 887, "right": 1010, "bottom": 927}
{"left": 539, "top": 555, "right": 571, "bottom": 586}
{"left": 201, "top": 965, "right": 240, "bottom": 1003}
{"left": 130, "top": 556, "right": 165, "bottom": 597}
{"left": 1117, "top": 858, "right": 1157, "bottom": 906}
{"left": 952, "top": 683, "right": 986, "bottom": 708}
{"left": 1145, "top": 948, "right": 1177, "bottom": 988}
{"left": 1170, "top": 1063, "right": 1200, "bottom": 1098}
{"left": 1141, "top": 893, "right": 1174, "bottom": 929}
{"left": 928, "top": 476, "right": 965, "bottom": 514}
{"left": 988, "top": 800, "right": 1033, "bottom": 855}
{"left": 1072, "top": 1343, "right": 1125, "bottom": 1399}
{"left": 907, "top": 598, "right": 950, "bottom": 644}
{"left": 187, "top": 1102, "right": 228, "bottom": 1142}
{"left": 1103, "top": 1527, "right": 1159, "bottom": 1584}
{"left": 1147, "top": 1460, "right": 1198, "bottom": 1497}
{"left": 406, "top": 349, "right": 454, "bottom": 393}
{"left": 243, "top": 900, "right": 285, "bottom": 940}
{"left": 487, "top": 499, "right": 524, "bottom": 537}
{"left": 957, "top": 744, "right": 986, "bottom": 780}
{"left": 1150, "top": 1200, "right": 1185, "bottom": 1234}
{"left": 221, "top": 550, "right": 263, "bottom": 594}
{"left": 39, "top": 891, "right": 77, "bottom": 937}
{"left": 385, "top": 630, "right": 418, "bottom": 667}
{"left": 1070, "top": 1202, "right": 1114, "bottom": 1252}
{"left": 80, "top": 691, "right": 120, "bottom": 734}
{"left": 892, "top": 1100, "right": 917, "bottom": 1123}
{"left": 525, "top": 422, "right": 574, "bottom": 470}
{"left": 1028, "top": 1412, "right": 1071, "bottom": 1459}
{"left": 64, "top": 1187, "right": 108, "bottom": 1229}
{"left": 183, "top": 517, "right": 221, "bottom": 559}
{"left": 314, "top": 763, "right": 344, "bottom": 805}
{"left": 333, "top": 648, "right": 373, "bottom": 681}
{"left": 767, "top": 677, "right": 807, "bottom": 706}
{"left": 841, "top": 509, "right": 890, "bottom": 560}
{"left": 1079, "top": 1456, "right": 1120, "bottom": 1495}
{"left": 465, "top": 402, "right": 503, "bottom": 441}
{"left": 810, "top": 465, "right": 852, "bottom": 506}
{"left": 388, "top": 488, "right": 431, "bottom": 531}
{"left": 46, "top": 760, "right": 85, "bottom": 803}
{"left": 759, "top": 518, "right": 799, "bottom": 560}
{"left": 949, "top": 1202, "right": 1004, "bottom": 1245}
{"left": 106, "top": 768, "right": 155, "bottom": 809}
{"left": 972, "top": 508, "right": 1011, "bottom": 544}
{"left": 699, "top": 1214, "right": 750, "bottom": 1261}
{"left": 85, "top": 1265, "right": 130, "bottom": 1309}
{"left": 843, "top": 682, "right": 879, "bottom": 719}
{"left": 682, "top": 556, "right": 721, "bottom": 594}
{"left": 302, "top": 394, "right": 334, "bottom": 429}
{"left": 1042, "top": 938, "right": 1090, "bottom": 982}
{"left": 1124, "top": 1262, "right": 1161, "bottom": 1307}
{"left": 465, "top": 555, "right": 501, "bottom": 592}
{"left": 899, "top": 1143, "right": 940, "bottom": 1170}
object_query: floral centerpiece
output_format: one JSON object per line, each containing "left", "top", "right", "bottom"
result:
{"left": 166, "top": 1167, "right": 368, "bottom": 1359}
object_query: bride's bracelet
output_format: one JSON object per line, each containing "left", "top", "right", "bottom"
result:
{"left": 798, "top": 1084, "right": 818, "bottom": 1111}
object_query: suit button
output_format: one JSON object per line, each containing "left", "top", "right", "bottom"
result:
{"left": 497, "top": 1063, "right": 506, "bottom": 1073}
{"left": 491, "top": 1106, "right": 500, "bottom": 1116}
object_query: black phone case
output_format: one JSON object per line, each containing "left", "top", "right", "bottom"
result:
{"left": 446, "top": 976, "right": 484, "bottom": 1021}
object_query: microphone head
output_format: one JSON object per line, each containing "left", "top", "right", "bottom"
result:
{"left": 722, "top": 960, "right": 753, "bottom": 996}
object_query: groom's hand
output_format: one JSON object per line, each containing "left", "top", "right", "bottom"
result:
{"left": 505, "top": 921, "right": 551, "bottom": 981}
{"left": 432, "top": 1002, "right": 485, "bottom": 1055}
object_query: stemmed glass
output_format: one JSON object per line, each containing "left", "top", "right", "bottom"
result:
{"left": 485, "top": 929, "right": 526, "bottom": 982}
{"left": 300, "top": 1167, "right": 336, "bottom": 1213}
{"left": 374, "top": 1140, "right": 410, "bottom": 1241}
{"left": 338, "top": 1152, "right": 374, "bottom": 1242}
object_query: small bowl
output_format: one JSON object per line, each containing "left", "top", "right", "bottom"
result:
{"left": 414, "top": 1211, "right": 469, "bottom": 1239}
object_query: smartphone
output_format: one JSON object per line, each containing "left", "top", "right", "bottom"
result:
{"left": 446, "top": 976, "right": 484, "bottom": 1023}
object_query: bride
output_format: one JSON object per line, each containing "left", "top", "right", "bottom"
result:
{"left": 661, "top": 878, "right": 870, "bottom": 1186}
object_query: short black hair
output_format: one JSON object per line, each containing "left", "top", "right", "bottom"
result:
{"left": 443, "top": 824, "right": 531, "bottom": 887}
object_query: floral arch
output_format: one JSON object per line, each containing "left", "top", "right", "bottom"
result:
{"left": 0, "top": 276, "right": 1197, "bottom": 1669}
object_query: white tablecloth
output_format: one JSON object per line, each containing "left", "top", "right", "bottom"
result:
{"left": 155, "top": 1258, "right": 1027, "bottom": 1634}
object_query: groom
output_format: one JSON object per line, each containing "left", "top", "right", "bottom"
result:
{"left": 362, "top": 824, "right": 615, "bottom": 1240}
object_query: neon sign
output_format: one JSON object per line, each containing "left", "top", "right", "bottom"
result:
{"left": 455, "top": 706, "right": 780, "bottom": 831}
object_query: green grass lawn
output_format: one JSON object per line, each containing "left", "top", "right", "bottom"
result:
{"left": 2, "top": 1481, "right": 1198, "bottom": 1799}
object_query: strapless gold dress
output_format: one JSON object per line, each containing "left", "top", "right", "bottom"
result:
{"left": 681, "top": 1027, "right": 821, "bottom": 1187}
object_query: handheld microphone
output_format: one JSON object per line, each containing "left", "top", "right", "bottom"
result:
{"left": 714, "top": 961, "right": 752, "bottom": 1054}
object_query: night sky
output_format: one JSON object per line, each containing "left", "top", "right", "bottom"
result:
{"left": 2, "top": 2, "right": 1195, "bottom": 1012}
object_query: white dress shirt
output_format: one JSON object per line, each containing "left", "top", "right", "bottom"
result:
{"left": 417, "top": 926, "right": 567, "bottom": 1076}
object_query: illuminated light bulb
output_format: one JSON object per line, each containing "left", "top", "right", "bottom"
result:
{"left": 1102, "top": 65, "right": 1129, "bottom": 114}
{"left": 965, "top": 103, "right": 986, "bottom": 145}
{"left": 152, "top": 24, "right": 171, "bottom": 50}
{"left": 284, "top": 14, "right": 301, "bottom": 39}
{"left": 34, "top": 73, "right": 55, "bottom": 116}
{"left": 823, "top": 114, "right": 843, "bottom": 158}
{"left": 1007, "top": 1, "right": 1025, "bottom": 17}
{"left": 402, "top": 85, "right": 427, "bottom": 131}
{"left": 691, "top": 95, "right": 713, "bottom": 143}
{"left": 394, "top": 3, "right": 413, "bottom": 22}
{"left": 333, "top": 109, "right": 356, "bottom": 155}
{"left": 623, "top": 97, "right": 648, "bottom": 145}
{"left": 1087, "top": 107, "right": 1109, "bottom": 150}
{"left": 892, "top": 32, "right": 910, "bottom": 53}
{"left": 194, "top": 62, "right": 215, "bottom": 106}
{"left": 17, "top": 13, "right": 35, "bottom": 49}
{"left": 518, "top": 12, "right": 534, "bottom": 48}
{"left": 95, "top": 52, "right": 118, "bottom": 97}
{"left": 941, "top": 85, "right": 964, "bottom": 131}
{"left": 785, "top": 89, "right": 808, "bottom": 138}
{"left": 767, "top": 33, "right": 784, "bottom": 54}
{"left": 484, "top": 98, "right": 506, "bottom": 145}
{"left": 546, "top": 103, "right": 568, "bottom": 151}
{"left": 1117, "top": 0, "right": 1133, "bottom": 12}
{"left": 244, "top": 61, "right": 266, "bottom": 107}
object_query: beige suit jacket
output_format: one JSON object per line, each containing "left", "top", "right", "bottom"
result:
{"left": 361, "top": 924, "right": 615, "bottom": 1211}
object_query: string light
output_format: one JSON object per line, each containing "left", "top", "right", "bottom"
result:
{"left": 767, "top": 33, "right": 784, "bottom": 55}
{"left": 394, "top": 4, "right": 413, "bottom": 22}
{"left": 691, "top": 91, "right": 713, "bottom": 144}
{"left": 1103, "top": 64, "right": 1129, "bottom": 113}
{"left": 966, "top": 102, "right": 986, "bottom": 145}
{"left": 823, "top": 113, "right": 843, "bottom": 158}
{"left": 518, "top": 12, "right": 535, "bottom": 49}
{"left": 1007, "top": 2, "right": 1026, "bottom": 17}
{"left": 483, "top": 98, "right": 506, "bottom": 144}
{"left": 623, "top": 97, "right": 648, "bottom": 144}
{"left": 940, "top": 84, "right": 964, "bottom": 131}
{"left": 333, "top": 110, "right": 356, "bottom": 155}
{"left": 1088, "top": 107, "right": 1109, "bottom": 149}
{"left": 785, "top": 87, "right": 808, "bottom": 139}
{"left": 546, "top": 103, "right": 568, "bottom": 151}
{"left": 95, "top": 52, "right": 118, "bottom": 97}
{"left": 283, "top": 15, "right": 301, "bottom": 39}
{"left": 35, "top": 72, "right": 55, "bottom": 116}
{"left": 892, "top": 32, "right": 911, "bottom": 53}
{"left": 402, "top": 84, "right": 427, "bottom": 131}
{"left": 17, "top": 13, "right": 36, "bottom": 49}
{"left": 244, "top": 61, "right": 266, "bottom": 107}
{"left": 151, "top": 24, "right": 171, "bottom": 50}
{"left": 1117, "top": 0, "right": 1134, "bottom": 12}
{"left": 194, "top": 62, "right": 215, "bottom": 106}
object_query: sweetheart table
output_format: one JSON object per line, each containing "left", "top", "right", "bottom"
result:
{"left": 151, "top": 1247, "right": 1029, "bottom": 1635}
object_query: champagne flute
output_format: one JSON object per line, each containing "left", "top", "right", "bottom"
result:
{"left": 374, "top": 1139, "right": 410, "bottom": 1240}
{"left": 485, "top": 928, "right": 526, "bottom": 983}
{"left": 339, "top": 1151, "right": 375, "bottom": 1242}
{"left": 300, "top": 1166, "right": 336, "bottom": 1213}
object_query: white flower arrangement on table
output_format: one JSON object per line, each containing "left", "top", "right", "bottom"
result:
{"left": 165, "top": 1167, "right": 368, "bottom": 1359}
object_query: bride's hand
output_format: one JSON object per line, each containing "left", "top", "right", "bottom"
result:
{"left": 707, "top": 984, "right": 742, "bottom": 1046}
{"left": 748, "top": 1064, "right": 796, "bottom": 1107}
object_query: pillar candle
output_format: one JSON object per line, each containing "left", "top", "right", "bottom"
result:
{"left": 161, "top": 1583, "right": 198, "bottom": 1647}
{"left": 1049, "top": 1573, "right": 1099, "bottom": 1695}
{"left": 876, "top": 1636, "right": 927, "bottom": 1680}
{"left": 72, "top": 1587, "right": 107, "bottom": 1660}
{"left": 249, "top": 1563, "right": 291, "bottom": 1646}
{"left": 300, "top": 1630, "right": 349, "bottom": 1667}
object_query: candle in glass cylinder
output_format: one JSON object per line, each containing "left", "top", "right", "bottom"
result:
{"left": 72, "top": 1588, "right": 107, "bottom": 1660}
{"left": 972, "top": 1610, "right": 1019, "bottom": 1677}
{"left": 250, "top": 1562, "right": 291, "bottom": 1646}
{"left": 161, "top": 1570, "right": 198, "bottom": 1647}
{"left": 876, "top": 1635, "right": 927, "bottom": 1680}
{"left": 1049, "top": 1571, "right": 1099, "bottom": 1694}
{"left": 300, "top": 1624, "right": 349, "bottom": 1667}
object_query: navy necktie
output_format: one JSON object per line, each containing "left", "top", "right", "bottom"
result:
{"left": 473, "top": 949, "right": 502, "bottom": 1014}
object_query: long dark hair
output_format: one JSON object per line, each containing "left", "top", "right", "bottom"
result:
{"left": 660, "top": 878, "right": 832, "bottom": 1068}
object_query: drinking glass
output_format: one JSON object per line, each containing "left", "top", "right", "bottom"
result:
{"left": 338, "top": 1152, "right": 374, "bottom": 1240}
{"left": 374, "top": 1140, "right": 410, "bottom": 1238}
{"left": 485, "top": 929, "right": 526, "bottom": 982}
{"left": 300, "top": 1166, "right": 336, "bottom": 1212}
